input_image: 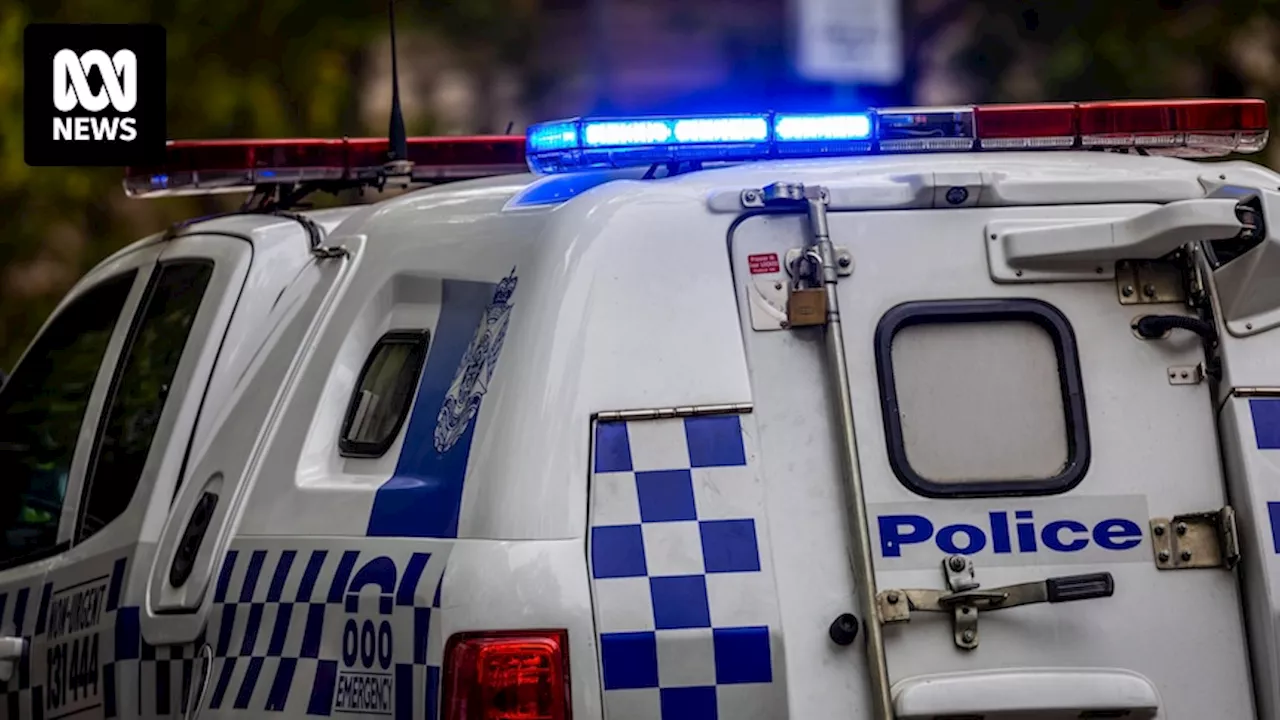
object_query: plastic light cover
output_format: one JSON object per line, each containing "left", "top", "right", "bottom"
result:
{"left": 876, "top": 107, "right": 975, "bottom": 152}
{"left": 521, "top": 99, "right": 1269, "bottom": 174}
{"left": 1078, "top": 99, "right": 1269, "bottom": 156}
{"left": 773, "top": 113, "right": 873, "bottom": 156}
{"left": 975, "top": 104, "right": 1078, "bottom": 149}
{"left": 527, "top": 115, "right": 773, "bottom": 173}
{"left": 124, "top": 136, "right": 528, "bottom": 197}
{"left": 443, "top": 631, "right": 570, "bottom": 720}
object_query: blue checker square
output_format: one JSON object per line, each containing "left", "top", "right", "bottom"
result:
{"left": 636, "top": 470, "right": 698, "bottom": 523}
{"left": 592, "top": 525, "right": 648, "bottom": 579}
{"left": 595, "top": 421, "right": 634, "bottom": 473}
{"left": 713, "top": 626, "right": 772, "bottom": 684}
{"left": 660, "top": 686, "right": 718, "bottom": 720}
{"left": 1252, "top": 398, "right": 1280, "bottom": 449}
{"left": 684, "top": 415, "right": 747, "bottom": 468}
{"left": 700, "top": 519, "right": 761, "bottom": 573}
{"left": 650, "top": 575, "right": 711, "bottom": 629}
{"left": 600, "top": 631, "right": 659, "bottom": 690}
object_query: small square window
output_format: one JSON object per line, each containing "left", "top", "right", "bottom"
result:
{"left": 339, "top": 330, "right": 430, "bottom": 458}
{"left": 874, "top": 299, "right": 1090, "bottom": 498}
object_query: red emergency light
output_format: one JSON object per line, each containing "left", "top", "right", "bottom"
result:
{"left": 974, "top": 98, "right": 1268, "bottom": 153}
{"left": 123, "top": 135, "right": 529, "bottom": 198}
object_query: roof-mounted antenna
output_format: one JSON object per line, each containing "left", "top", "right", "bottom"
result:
{"left": 383, "top": 0, "right": 413, "bottom": 179}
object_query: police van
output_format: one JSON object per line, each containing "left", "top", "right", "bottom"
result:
{"left": 1, "top": 98, "right": 1278, "bottom": 720}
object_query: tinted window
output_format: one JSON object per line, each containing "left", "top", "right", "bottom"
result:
{"left": 339, "top": 330, "right": 430, "bottom": 458}
{"left": 77, "top": 261, "right": 213, "bottom": 542}
{"left": 0, "top": 272, "right": 136, "bottom": 567}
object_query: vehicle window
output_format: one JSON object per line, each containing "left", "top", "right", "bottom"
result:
{"left": 77, "top": 261, "right": 213, "bottom": 542}
{"left": 874, "top": 298, "right": 1090, "bottom": 498}
{"left": 339, "top": 330, "right": 430, "bottom": 458}
{"left": 0, "top": 271, "right": 137, "bottom": 567}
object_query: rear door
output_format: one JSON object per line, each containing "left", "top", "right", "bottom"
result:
{"left": 0, "top": 246, "right": 163, "bottom": 720}
{"left": 732, "top": 203, "right": 1253, "bottom": 719}
{"left": 35, "top": 233, "right": 251, "bottom": 720}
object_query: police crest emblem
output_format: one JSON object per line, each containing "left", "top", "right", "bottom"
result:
{"left": 433, "top": 268, "right": 518, "bottom": 453}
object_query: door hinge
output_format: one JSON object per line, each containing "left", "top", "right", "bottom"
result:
{"left": 1150, "top": 506, "right": 1240, "bottom": 570}
{"left": 876, "top": 555, "right": 1115, "bottom": 650}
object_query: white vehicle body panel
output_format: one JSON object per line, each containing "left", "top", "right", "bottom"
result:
{"left": 1, "top": 151, "right": 1280, "bottom": 720}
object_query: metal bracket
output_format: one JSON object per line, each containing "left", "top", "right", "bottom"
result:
{"left": 876, "top": 556, "right": 1116, "bottom": 651}
{"left": 1150, "top": 506, "right": 1240, "bottom": 570}
{"left": 741, "top": 182, "right": 828, "bottom": 208}
{"left": 786, "top": 246, "right": 852, "bottom": 277}
{"left": 1116, "top": 258, "right": 1187, "bottom": 306}
{"left": 1167, "top": 364, "right": 1204, "bottom": 385}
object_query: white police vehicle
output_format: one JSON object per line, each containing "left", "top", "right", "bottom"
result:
{"left": 0, "top": 97, "right": 1278, "bottom": 720}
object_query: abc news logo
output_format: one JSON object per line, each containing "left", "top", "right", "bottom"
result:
{"left": 53, "top": 49, "right": 139, "bottom": 142}
{"left": 25, "top": 24, "right": 166, "bottom": 167}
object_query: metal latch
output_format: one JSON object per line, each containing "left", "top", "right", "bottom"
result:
{"left": 876, "top": 555, "right": 1116, "bottom": 650}
{"left": 1150, "top": 506, "right": 1240, "bottom": 570}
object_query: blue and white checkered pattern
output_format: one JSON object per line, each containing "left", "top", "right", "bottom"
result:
{"left": 0, "top": 580, "right": 50, "bottom": 720}
{"left": 115, "top": 606, "right": 206, "bottom": 719}
{"left": 589, "top": 412, "right": 786, "bottom": 720}
{"left": 202, "top": 543, "right": 448, "bottom": 720}
{"left": 0, "top": 556, "right": 139, "bottom": 720}
{"left": 0, "top": 541, "right": 450, "bottom": 720}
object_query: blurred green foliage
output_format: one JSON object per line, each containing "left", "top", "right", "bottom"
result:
{"left": 951, "top": 0, "right": 1280, "bottom": 106}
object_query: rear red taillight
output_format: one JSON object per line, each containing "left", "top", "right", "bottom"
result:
{"left": 442, "top": 630, "right": 571, "bottom": 720}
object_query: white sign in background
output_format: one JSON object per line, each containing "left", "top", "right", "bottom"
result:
{"left": 793, "top": 0, "right": 904, "bottom": 85}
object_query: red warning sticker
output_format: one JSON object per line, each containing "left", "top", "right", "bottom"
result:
{"left": 748, "top": 253, "right": 781, "bottom": 274}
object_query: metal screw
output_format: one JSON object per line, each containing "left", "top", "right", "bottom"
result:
{"left": 1180, "top": 371, "right": 1189, "bottom": 379}
{"left": 1096, "top": 266, "right": 1104, "bottom": 274}
{"left": 1122, "top": 285, "right": 1135, "bottom": 297}
{"left": 1176, "top": 522, "right": 1187, "bottom": 535}
{"left": 961, "top": 606, "right": 971, "bottom": 614}
{"left": 962, "top": 629, "right": 975, "bottom": 643}
{"left": 1158, "top": 550, "right": 1171, "bottom": 562}
{"left": 886, "top": 592, "right": 899, "bottom": 604}
{"left": 774, "top": 282, "right": 782, "bottom": 290}
{"left": 1143, "top": 284, "right": 1157, "bottom": 298}
{"left": 1247, "top": 323, "right": 1255, "bottom": 330}
{"left": 1015, "top": 270, "right": 1024, "bottom": 277}
{"left": 743, "top": 190, "right": 760, "bottom": 203}
{"left": 990, "top": 233, "right": 998, "bottom": 240}
{"left": 1181, "top": 550, "right": 1193, "bottom": 561}
{"left": 948, "top": 556, "right": 966, "bottom": 572}
{"left": 1153, "top": 525, "right": 1165, "bottom": 536}
{"left": 838, "top": 255, "right": 851, "bottom": 268}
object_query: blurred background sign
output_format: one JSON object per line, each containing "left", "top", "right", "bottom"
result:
{"left": 793, "top": 0, "right": 903, "bottom": 85}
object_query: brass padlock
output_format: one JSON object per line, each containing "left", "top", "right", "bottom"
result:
{"left": 787, "top": 284, "right": 828, "bottom": 327}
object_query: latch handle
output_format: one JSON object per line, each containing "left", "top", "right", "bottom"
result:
{"left": 1046, "top": 573, "right": 1115, "bottom": 603}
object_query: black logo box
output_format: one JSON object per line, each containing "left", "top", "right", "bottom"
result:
{"left": 24, "top": 24, "right": 166, "bottom": 167}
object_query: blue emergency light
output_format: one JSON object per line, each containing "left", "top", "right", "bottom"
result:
{"left": 523, "top": 100, "right": 1270, "bottom": 175}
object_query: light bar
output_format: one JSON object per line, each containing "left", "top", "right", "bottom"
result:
{"left": 525, "top": 99, "right": 1268, "bottom": 174}
{"left": 123, "top": 136, "right": 528, "bottom": 198}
